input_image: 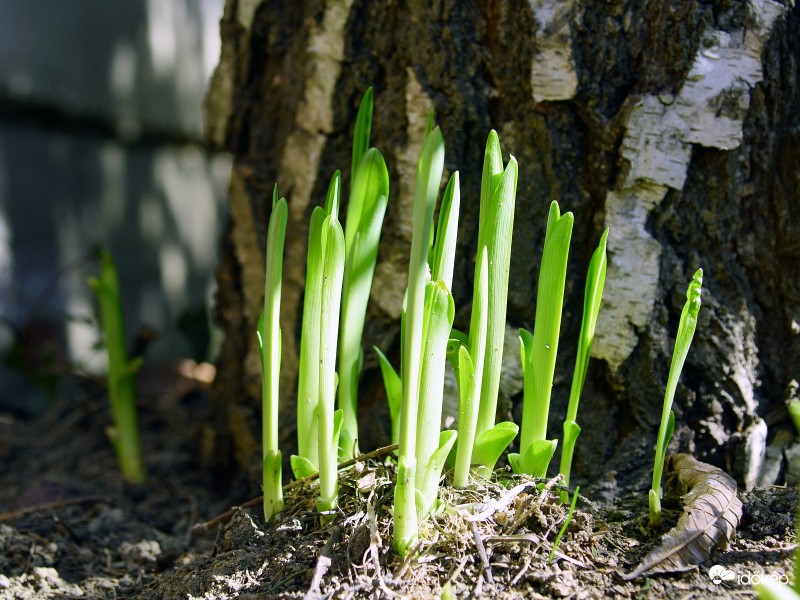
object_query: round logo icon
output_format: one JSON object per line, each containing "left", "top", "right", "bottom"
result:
{"left": 708, "top": 565, "right": 736, "bottom": 585}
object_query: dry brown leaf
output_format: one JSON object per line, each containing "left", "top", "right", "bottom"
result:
{"left": 623, "top": 453, "right": 743, "bottom": 580}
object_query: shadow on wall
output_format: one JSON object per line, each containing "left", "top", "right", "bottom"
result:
{"left": 0, "top": 0, "right": 230, "bottom": 384}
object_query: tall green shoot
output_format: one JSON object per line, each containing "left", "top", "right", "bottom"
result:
{"left": 291, "top": 172, "right": 347, "bottom": 515}
{"left": 316, "top": 199, "right": 346, "bottom": 514}
{"left": 293, "top": 176, "right": 340, "bottom": 478}
{"left": 649, "top": 268, "right": 703, "bottom": 527}
{"left": 258, "top": 187, "right": 288, "bottom": 522}
{"left": 394, "top": 123, "right": 445, "bottom": 556}
{"left": 338, "top": 87, "right": 389, "bottom": 457}
{"left": 414, "top": 172, "right": 460, "bottom": 519}
{"left": 510, "top": 201, "right": 573, "bottom": 478}
{"left": 89, "top": 249, "right": 145, "bottom": 485}
{"left": 559, "top": 229, "right": 608, "bottom": 499}
{"left": 474, "top": 132, "right": 518, "bottom": 442}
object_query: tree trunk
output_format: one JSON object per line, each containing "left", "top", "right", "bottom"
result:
{"left": 202, "top": 0, "right": 800, "bottom": 497}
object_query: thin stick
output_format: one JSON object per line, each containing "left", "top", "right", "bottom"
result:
{"left": 471, "top": 521, "right": 494, "bottom": 585}
{"left": 192, "top": 444, "right": 398, "bottom": 534}
{"left": 304, "top": 526, "right": 341, "bottom": 600}
{"left": 0, "top": 496, "right": 109, "bottom": 523}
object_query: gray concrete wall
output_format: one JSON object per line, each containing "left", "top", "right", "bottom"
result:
{"left": 0, "top": 0, "right": 230, "bottom": 379}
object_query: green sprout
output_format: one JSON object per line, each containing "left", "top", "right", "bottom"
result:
{"left": 338, "top": 88, "right": 389, "bottom": 458}
{"left": 292, "top": 174, "right": 342, "bottom": 479}
{"left": 414, "top": 170, "right": 460, "bottom": 520}
{"left": 89, "top": 249, "right": 145, "bottom": 485}
{"left": 473, "top": 132, "right": 519, "bottom": 450}
{"left": 394, "top": 119, "right": 447, "bottom": 556}
{"left": 452, "top": 246, "right": 488, "bottom": 487}
{"left": 649, "top": 268, "right": 703, "bottom": 527}
{"left": 559, "top": 229, "right": 608, "bottom": 500}
{"left": 316, "top": 196, "right": 346, "bottom": 514}
{"left": 257, "top": 187, "right": 288, "bottom": 522}
{"left": 291, "top": 172, "right": 347, "bottom": 515}
{"left": 510, "top": 201, "right": 574, "bottom": 478}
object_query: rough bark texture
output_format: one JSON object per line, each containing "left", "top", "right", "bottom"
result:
{"left": 203, "top": 0, "right": 799, "bottom": 497}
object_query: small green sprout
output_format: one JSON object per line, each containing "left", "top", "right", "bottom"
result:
{"left": 649, "top": 268, "right": 703, "bottom": 527}
{"left": 257, "top": 186, "right": 288, "bottom": 522}
{"left": 89, "top": 249, "right": 145, "bottom": 485}
{"left": 559, "top": 229, "right": 608, "bottom": 500}
{"left": 549, "top": 486, "right": 579, "bottom": 564}
{"left": 338, "top": 88, "right": 389, "bottom": 458}
{"left": 510, "top": 201, "right": 573, "bottom": 478}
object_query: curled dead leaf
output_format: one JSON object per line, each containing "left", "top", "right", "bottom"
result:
{"left": 624, "top": 453, "right": 743, "bottom": 580}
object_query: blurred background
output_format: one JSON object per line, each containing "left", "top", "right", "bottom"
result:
{"left": 0, "top": 0, "right": 230, "bottom": 409}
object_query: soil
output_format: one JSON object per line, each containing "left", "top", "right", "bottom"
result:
{"left": 0, "top": 365, "right": 796, "bottom": 599}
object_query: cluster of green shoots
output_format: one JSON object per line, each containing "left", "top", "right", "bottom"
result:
{"left": 86, "top": 93, "right": 711, "bottom": 556}
{"left": 89, "top": 249, "right": 146, "bottom": 485}
{"left": 254, "top": 88, "right": 616, "bottom": 554}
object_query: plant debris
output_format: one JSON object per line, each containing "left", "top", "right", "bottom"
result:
{"left": 624, "top": 453, "right": 743, "bottom": 580}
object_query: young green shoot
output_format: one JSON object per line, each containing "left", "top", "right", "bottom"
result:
{"left": 559, "top": 229, "right": 608, "bottom": 500}
{"left": 316, "top": 200, "right": 346, "bottom": 514}
{"left": 510, "top": 201, "right": 573, "bottom": 478}
{"left": 338, "top": 88, "right": 389, "bottom": 458}
{"left": 452, "top": 246, "right": 488, "bottom": 487}
{"left": 394, "top": 122, "right": 445, "bottom": 556}
{"left": 89, "top": 249, "right": 145, "bottom": 485}
{"left": 414, "top": 171, "right": 460, "bottom": 519}
{"left": 474, "top": 132, "right": 518, "bottom": 442}
{"left": 649, "top": 268, "right": 703, "bottom": 527}
{"left": 257, "top": 187, "right": 288, "bottom": 522}
{"left": 293, "top": 173, "right": 342, "bottom": 479}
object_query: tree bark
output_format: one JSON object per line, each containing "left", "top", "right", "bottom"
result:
{"left": 203, "top": 0, "right": 800, "bottom": 496}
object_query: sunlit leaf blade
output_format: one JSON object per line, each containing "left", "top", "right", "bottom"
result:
{"left": 317, "top": 215, "right": 345, "bottom": 514}
{"left": 509, "top": 438, "right": 558, "bottom": 478}
{"left": 430, "top": 172, "right": 460, "bottom": 290}
{"left": 375, "top": 347, "right": 402, "bottom": 446}
{"left": 415, "top": 280, "right": 455, "bottom": 510}
{"left": 418, "top": 430, "right": 458, "bottom": 520}
{"left": 339, "top": 148, "right": 389, "bottom": 456}
{"left": 290, "top": 454, "right": 318, "bottom": 479}
{"left": 350, "top": 87, "right": 373, "bottom": 187}
{"left": 559, "top": 228, "right": 608, "bottom": 492}
{"left": 296, "top": 207, "right": 326, "bottom": 464}
{"left": 471, "top": 421, "right": 519, "bottom": 476}
{"left": 475, "top": 154, "right": 518, "bottom": 437}
{"left": 261, "top": 195, "right": 288, "bottom": 521}
{"left": 395, "top": 125, "right": 445, "bottom": 556}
